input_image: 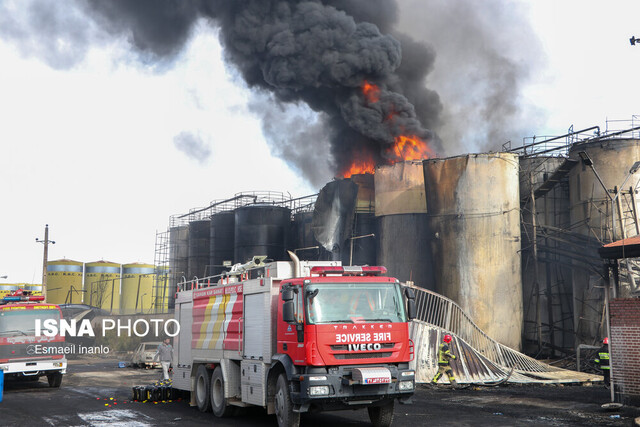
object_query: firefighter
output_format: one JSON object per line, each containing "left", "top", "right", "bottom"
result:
{"left": 594, "top": 337, "right": 610, "bottom": 386}
{"left": 431, "top": 334, "right": 457, "bottom": 386}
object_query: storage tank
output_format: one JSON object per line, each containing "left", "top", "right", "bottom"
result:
{"left": 120, "top": 263, "right": 155, "bottom": 314}
{"left": 568, "top": 138, "right": 640, "bottom": 344}
{"left": 343, "top": 174, "right": 376, "bottom": 266}
{"left": 46, "top": 259, "right": 83, "bottom": 304}
{"left": 209, "top": 211, "right": 235, "bottom": 276}
{"left": 375, "top": 161, "right": 435, "bottom": 291}
{"left": 188, "top": 220, "right": 211, "bottom": 279}
{"left": 519, "top": 156, "right": 573, "bottom": 354}
{"left": 423, "top": 153, "right": 523, "bottom": 350}
{"left": 169, "top": 225, "right": 189, "bottom": 310}
{"left": 85, "top": 260, "right": 121, "bottom": 313}
{"left": 234, "top": 205, "right": 291, "bottom": 263}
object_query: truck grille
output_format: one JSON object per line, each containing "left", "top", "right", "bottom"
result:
{"left": 334, "top": 352, "right": 392, "bottom": 359}
{"left": 330, "top": 343, "right": 395, "bottom": 351}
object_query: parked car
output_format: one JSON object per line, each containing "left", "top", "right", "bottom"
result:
{"left": 131, "top": 342, "right": 162, "bottom": 369}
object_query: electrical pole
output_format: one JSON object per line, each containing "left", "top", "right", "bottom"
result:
{"left": 36, "top": 224, "right": 55, "bottom": 302}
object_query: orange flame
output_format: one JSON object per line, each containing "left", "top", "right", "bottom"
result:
{"left": 342, "top": 156, "right": 376, "bottom": 178}
{"left": 362, "top": 81, "right": 380, "bottom": 103}
{"left": 387, "top": 135, "right": 434, "bottom": 162}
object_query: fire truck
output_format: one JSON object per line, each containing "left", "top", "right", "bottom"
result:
{"left": 172, "top": 254, "right": 416, "bottom": 427}
{"left": 0, "top": 289, "right": 66, "bottom": 387}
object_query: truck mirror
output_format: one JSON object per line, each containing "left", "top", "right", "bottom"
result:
{"left": 282, "top": 301, "right": 296, "bottom": 323}
{"left": 404, "top": 287, "right": 416, "bottom": 300}
{"left": 407, "top": 299, "right": 417, "bottom": 320}
{"left": 282, "top": 288, "right": 294, "bottom": 302}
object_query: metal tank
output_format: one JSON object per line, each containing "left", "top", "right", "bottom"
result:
{"left": 188, "top": 220, "right": 212, "bottom": 279}
{"left": 423, "top": 153, "right": 523, "bottom": 350}
{"left": 120, "top": 263, "right": 155, "bottom": 314}
{"left": 343, "top": 174, "right": 376, "bottom": 266}
{"left": 234, "top": 205, "right": 291, "bottom": 264}
{"left": 46, "top": 259, "right": 83, "bottom": 304}
{"left": 169, "top": 225, "right": 189, "bottom": 310}
{"left": 209, "top": 211, "right": 235, "bottom": 276}
{"left": 519, "top": 156, "right": 574, "bottom": 355}
{"left": 292, "top": 211, "right": 331, "bottom": 261}
{"left": 375, "top": 161, "right": 436, "bottom": 291}
{"left": 85, "top": 260, "right": 121, "bottom": 313}
{"left": 567, "top": 138, "right": 640, "bottom": 344}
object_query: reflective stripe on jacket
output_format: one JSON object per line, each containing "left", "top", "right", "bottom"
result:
{"left": 438, "top": 343, "right": 456, "bottom": 365}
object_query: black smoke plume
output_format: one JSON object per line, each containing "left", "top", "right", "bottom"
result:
{"left": 1, "top": 0, "right": 541, "bottom": 183}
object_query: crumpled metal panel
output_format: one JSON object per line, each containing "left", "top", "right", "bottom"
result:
{"left": 409, "top": 286, "right": 602, "bottom": 385}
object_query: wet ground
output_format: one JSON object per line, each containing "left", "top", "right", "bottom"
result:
{"left": 0, "top": 357, "right": 638, "bottom": 426}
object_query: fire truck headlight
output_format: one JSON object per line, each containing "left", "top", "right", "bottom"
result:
{"left": 400, "top": 370, "right": 415, "bottom": 377}
{"left": 53, "top": 362, "right": 64, "bottom": 368}
{"left": 309, "top": 385, "right": 330, "bottom": 396}
{"left": 0, "top": 365, "right": 8, "bottom": 371}
{"left": 399, "top": 380, "right": 414, "bottom": 391}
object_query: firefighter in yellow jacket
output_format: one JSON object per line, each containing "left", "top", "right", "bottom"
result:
{"left": 432, "top": 334, "right": 457, "bottom": 386}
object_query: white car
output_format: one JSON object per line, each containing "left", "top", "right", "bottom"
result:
{"left": 131, "top": 342, "right": 162, "bottom": 369}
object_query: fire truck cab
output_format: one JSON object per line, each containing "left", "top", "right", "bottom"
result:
{"left": 0, "top": 290, "right": 67, "bottom": 387}
{"left": 172, "top": 256, "right": 416, "bottom": 427}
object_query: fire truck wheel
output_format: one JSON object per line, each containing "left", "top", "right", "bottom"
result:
{"left": 47, "top": 372, "right": 63, "bottom": 388}
{"left": 367, "top": 400, "right": 394, "bottom": 427}
{"left": 195, "top": 365, "right": 212, "bottom": 412}
{"left": 275, "top": 374, "right": 299, "bottom": 427}
{"left": 210, "top": 366, "right": 233, "bottom": 417}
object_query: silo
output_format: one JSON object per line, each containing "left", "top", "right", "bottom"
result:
{"left": 423, "top": 153, "right": 523, "bottom": 350}
{"left": 234, "top": 205, "right": 291, "bottom": 263}
{"left": 375, "top": 161, "right": 435, "bottom": 290}
{"left": 519, "top": 156, "right": 574, "bottom": 354}
{"left": 343, "top": 174, "right": 376, "bottom": 266}
{"left": 188, "top": 220, "right": 211, "bottom": 279}
{"left": 292, "top": 211, "right": 332, "bottom": 261}
{"left": 120, "top": 263, "right": 155, "bottom": 314}
{"left": 567, "top": 138, "right": 640, "bottom": 344}
{"left": 169, "top": 225, "right": 189, "bottom": 310}
{"left": 46, "top": 259, "right": 83, "bottom": 304}
{"left": 85, "top": 260, "right": 121, "bottom": 313}
{"left": 209, "top": 211, "right": 235, "bottom": 276}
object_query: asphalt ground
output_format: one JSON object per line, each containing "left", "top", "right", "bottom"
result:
{"left": 0, "top": 357, "right": 638, "bottom": 426}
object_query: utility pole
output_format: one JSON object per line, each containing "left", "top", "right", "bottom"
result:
{"left": 36, "top": 224, "right": 55, "bottom": 302}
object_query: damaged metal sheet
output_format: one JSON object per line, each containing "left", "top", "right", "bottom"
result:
{"left": 408, "top": 286, "right": 602, "bottom": 385}
{"left": 311, "top": 179, "right": 358, "bottom": 253}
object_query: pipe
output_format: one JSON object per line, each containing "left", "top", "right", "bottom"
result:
{"left": 288, "top": 250, "right": 301, "bottom": 278}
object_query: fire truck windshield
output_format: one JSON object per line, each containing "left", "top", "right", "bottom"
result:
{"left": 305, "top": 283, "right": 406, "bottom": 324}
{"left": 0, "top": 309, "right": 60, "bottom": 337}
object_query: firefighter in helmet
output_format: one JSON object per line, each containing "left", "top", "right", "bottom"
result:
{"left": 431, "top": 334, "right": 457, "bottom": 386}
{"left": 594, "top": 337, "right": 610, "bottom": 386}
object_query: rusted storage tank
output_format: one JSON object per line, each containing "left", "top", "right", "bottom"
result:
{"left": 375, "top": 161, "right": 435, "bottom": 291}
{"left": 188, "top": 220, "right": 211, "bottom": 279}
{"left": 423, "top": 153, "right": 523, "bottom": 350}
{"left": 567, "top": 138, "right": 640, "bottom": 344}
{"left": 209, "top": 211, "right": 235, "bottom": 276}
{"left": 169, "top": 225, "right": 189, "bottom": 310}
{"left": 85, "top": 260, "right": 121, "bottom": 313}
{"left": 120, "top": 263, "right": 155, "bottom": 314}
{"left": 45, "top": 259, "right": 84, "bottom": 304}
{"left": 519, "top": 156, "right": 573, "bottom": 354}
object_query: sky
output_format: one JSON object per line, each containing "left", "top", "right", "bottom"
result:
{"left": 1, "top": 0, "right": 640, "bottom": 284}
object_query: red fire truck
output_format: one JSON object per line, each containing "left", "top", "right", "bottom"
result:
{"left": 172, "top": 255, "right": 416, "bottom": 427}
{"left": 0, "top": 289, "right": 66, "bottom": 387}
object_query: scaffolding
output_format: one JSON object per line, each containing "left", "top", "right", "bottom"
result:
{"left": 516, "top": 118, "right": 640, "bottom": 356}
{"left": 154, "top": 191, "right": 318, "bottom": 312}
